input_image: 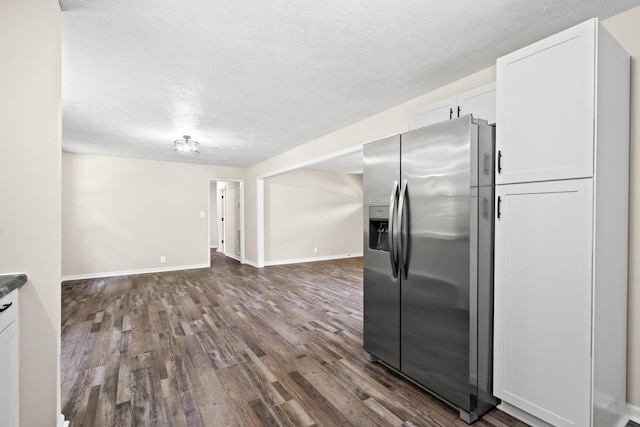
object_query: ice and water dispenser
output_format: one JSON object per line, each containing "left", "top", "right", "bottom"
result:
{"left": 369, "top": 206, "right": 390, "bottom": 252}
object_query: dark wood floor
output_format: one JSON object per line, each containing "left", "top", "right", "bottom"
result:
{"left": 61, "top": 251, "right": 528, "bottom": 427}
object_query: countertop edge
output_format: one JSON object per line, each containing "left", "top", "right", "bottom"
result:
{"left": 0, "top": 274, "right": 28, "bottom": 299}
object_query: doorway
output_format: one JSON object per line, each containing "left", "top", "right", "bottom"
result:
{"left": 208, "top": 179, "right": 245, "bottom": 263}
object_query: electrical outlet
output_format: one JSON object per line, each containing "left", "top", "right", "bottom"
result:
{"left": 200, "top": 211, "right": 205, "bottom": 218}
{"left": 314, "top": 247, "right": 318, "bottom": 253}
{"left": 160, "top": 256, "right": 166, "bottom": 263}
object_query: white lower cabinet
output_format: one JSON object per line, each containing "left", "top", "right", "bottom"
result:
{"left": 0, "top": 291, "right": 19, "bottom": 427}
{"left": 494, "top": 179, "right": 593, "bottom": 427}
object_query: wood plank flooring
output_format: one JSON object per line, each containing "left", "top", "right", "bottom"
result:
{"left": 61, "top": 251, "right": 528, "bottom": 427}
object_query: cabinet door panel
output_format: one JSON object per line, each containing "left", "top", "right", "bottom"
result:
{"left": 458, "top": 82, "right": 496, "bottom": 125}
{"left": 496, "top": 20, "right": 595, "bottom": 184}
{"left": 0, "top": 321, "right": 18, "bottom": 427}
{"left": 410, "top": 96, "right": 456, "bottom": 130}
{"left": 494, "top": 179, "right": 592, "bottom": 427}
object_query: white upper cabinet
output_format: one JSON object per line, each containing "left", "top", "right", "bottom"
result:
{"left": 410, "top": 96, "right": 456, "bottom": 129}
{"left": 496, "top": 20, "right": 596, "bottom": 184}
{"left": 410, "top": 82, "right": 496, "bottom": 130}
{"left": 457, "top": 83, "right": 496, "bottom": 125}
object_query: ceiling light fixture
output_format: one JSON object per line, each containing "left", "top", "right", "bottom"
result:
{"left": 174, "top": 135, "right": 200, "bottom": 154}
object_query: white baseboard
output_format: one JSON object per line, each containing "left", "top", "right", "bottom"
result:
{"left": 61, "top": 263, "right": 210, "bottom": 282}
{"left": 264, "top": 253, "right": 363, "bottom": 267}
{"left": 58, "top": 414, "right": 69, "bottom": 427}
{"left": 209, "top": 245, "right": 218, "bottom": 249}
{"left": 498, "top": 401, "right": 639, "bottom": 427}
{"left": 629, "top": 403, "right": 640, "bottom": 423}
{"left": 497, "top": 402, "right": 554, "bottom": 427}
{"left": 614, "top": 415, "right": 631, "bottom": 427}
{"left": 243, "top": 259, "right": 260, "bottom": 268}
{"left": 224, "top": 252, "right": 241, "bottom": 262}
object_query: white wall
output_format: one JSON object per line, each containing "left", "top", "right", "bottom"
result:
{"left": 0, "top": 0, "right": 61, "bottom": 425}
{"left": 229, "top": 183, "right": 241, "bottom": 257}
{"left": 264, "top": 170, "right": 362, "bottom": 264}
{"left": 209, "top": 182, "right": 218, "bottom": 248}
{"left": 62, "top": 154, "right": 244, "bottom": 278}
{"left": 602, "top": 5, "right": 640, "bottom": 407}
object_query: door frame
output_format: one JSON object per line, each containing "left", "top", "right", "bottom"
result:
{"left": 218, "top": 187, "right": 226, "bottom": 253}
{"left": 207, "top": 178, "right": 245, "bottom": 265}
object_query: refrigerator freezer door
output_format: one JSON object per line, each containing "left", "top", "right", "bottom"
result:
{"left": 363, "top": 134, "right": 401, "bottom": 369}
{"left": 400, "top": 116, "right": 474, "bottom": 411}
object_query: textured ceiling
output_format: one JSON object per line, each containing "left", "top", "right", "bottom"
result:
{"left": 61, "top": 0, "right": 640, "bottom": 168}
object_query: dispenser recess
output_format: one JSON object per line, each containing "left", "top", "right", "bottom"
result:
{"left": 369, "top": 206, "right": 390, "bottom": 251}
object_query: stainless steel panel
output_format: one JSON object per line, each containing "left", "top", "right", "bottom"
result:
{"left": 363, "top": 135, "right": 401, "bottom": 369}
{"left": 399, "top": 116, "right": 474, "bottom": 410}
{"left": 469, "top": 190, "right": 478, "bottom": 411}
{"left": 479, "top": 124, "right": 495, "bottom": 187}
{"left": 477, "top": 186, "right": 499, "bottom": 413}
{"left": 475, "top": 119, "right": 498, "bottom": 415}
{"left": 471, "top": 124, "right": 479, "bottom": 188}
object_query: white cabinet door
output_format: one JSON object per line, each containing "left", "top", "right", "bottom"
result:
{"left": 410, "top": 83, "right": 497, "bottom": 130}
{"left": 410, "top": 96, "right": 456, "bottom": 129}
{"left": 458, "top": 82, "right": 496, "bottom": 125}
{"left": 494, "top": 179, "right": 593, "bottom": 427}
{"left": 0, "top": 293, "right": 18, "bottom": 427}
{"left": 496, "top": 19, "right": 596, "bottom": 185}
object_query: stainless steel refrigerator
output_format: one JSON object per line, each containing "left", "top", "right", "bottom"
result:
{"left": 363, "top": 115, "right": 498, "bottom": 423}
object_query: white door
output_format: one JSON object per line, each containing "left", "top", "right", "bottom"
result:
{"left": 410, "top": 96, "right": 456, "bottom": 129}
{"left": 496, "top": 19, "right": 596, "bottom": 184}
{"left": 493, "top": 179, "right": 593, "bottom": 427}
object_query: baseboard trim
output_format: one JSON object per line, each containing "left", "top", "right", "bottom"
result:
{"left": 264, "top": 253, "right": 363, "bottom": 267}
{"left": 224, "top": 253, "right": 241, "bottom": 262}
{"left": 629, "top": 403, "right": 640, "bottom": 422}
{"left": 243, "top": 259, "right": 260, "bottom": 268}
{"left": 210, "top": 245, "right": 218, "bottom": 249}
{"left": 498, "top": 402, "right": 639, "bottom": 427}
{"left": 58, "top": 414, "right": 69, "bottom": 427}
{"left": 61, "top": 263, "right": 210, "bottom": 282}
{"left": 497, "top": 402, "right": 554, "bottom": 427}
{"left": 614, "top": 415, "right": 631, "bottom": 427}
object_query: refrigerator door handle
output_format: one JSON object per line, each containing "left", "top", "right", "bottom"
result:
{"left": 398, "top": 180, "right": 408, "bottom": 279}
{"left": 389, "top": 181, "right": 399, "bottom": 278}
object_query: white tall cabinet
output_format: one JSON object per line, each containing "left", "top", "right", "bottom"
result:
{"left": 494, "top": 19, "right": 630, "bottom": 427}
